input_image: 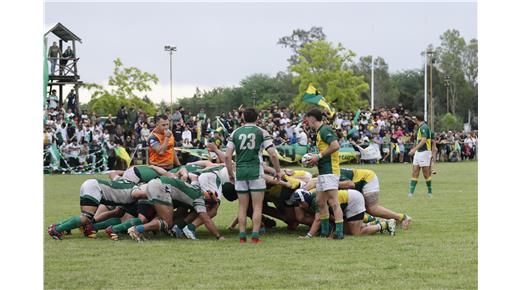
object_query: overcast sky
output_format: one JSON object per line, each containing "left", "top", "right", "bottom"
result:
{"left": 44, "top": 1, "right": 477, "bottom": 104}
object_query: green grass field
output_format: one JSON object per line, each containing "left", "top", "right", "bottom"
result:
{"left": 44, "top": 161, "right": 477, "bottom": 289}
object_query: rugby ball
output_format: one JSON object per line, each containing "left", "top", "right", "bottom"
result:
{"left": 301, "top": 153, "right": 315, "bottom": 167}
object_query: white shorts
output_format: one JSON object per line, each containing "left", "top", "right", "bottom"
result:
{"left": 146, "top": 179, "right": 171, "bottom": 205}
{"left": 198, "top": 172, "right": 222, "bottom": 199}
{"left": 316, "top": 174, "right": 339, "bottom": 192}
{"left": 344, "top": 190, "right": 366, "bottom": 220}
{"left": 363, "top": 176, "right": 380, "bottom": 194}
{"left": 147, "top": 179, "right": 206, "bottom": 213}
{"left": 413, "top": 150, "right": 432, "bottom": 167}
{"left": 80, "top": 179, "right": 102, "bottom": 204}
{"left": 235, "top": 178, "right": 266, "bottom": 193}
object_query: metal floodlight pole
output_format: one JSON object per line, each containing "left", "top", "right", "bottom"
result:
{"left": 164, "top": 45, "right": 177, "bottom": 167}
{"left": 427, "top": 48, "right": 434, "bottom": 131}
{"left": 371, "top": 56, "right": 375, "bottom": 111}
{"left": 252, "top": 89, "right": 257, "bottom": 108}
{"left": 164, "top": 45, "right": 177, "bottom": 117}
{"left": 424, "top": 50, "right": 428, "bottom": 122}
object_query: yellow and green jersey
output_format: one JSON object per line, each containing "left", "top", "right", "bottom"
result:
{"left": 265, "top": 176, "right": 300, "bottom": 203}
{"left": 307, "top": 190, "right": 319, "bottom": 213}
{"left": 316, "top": 124, "right": 339, "bottom": 175}
{"left": 291, "top": 170, "right": 311, "bottom": 179}
{"left": 339, "top": 168, "right": 376, "bottom": 192}
{"left": 415, "top": 122, "right": 432, "bottom": 152}
{"left": 338, "top": 190, "right": 349, "bottom": 206}
{"left": 339, "top": 168, "right": 376, "bottom": 183}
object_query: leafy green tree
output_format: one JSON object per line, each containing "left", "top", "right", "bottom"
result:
{"left": 390, "top": 70, "right": 422, "bottom": 113}
{"left": 353, "top": 56, "right": 398, "bottom": 108}
{"left": 239, "top": 72, "right": 299, "bottom": 109}
{"left": 290, "top": 40, "right": 368, "bottom": 112}
{"left": 278, "top": 27, "right": 326, "bottom": 66}
{"left": 435, "top": 113, "right": 464, "bottom": 132}
{"left": 434, "top": 30, "right": 477, "bottom": 117}
{"left": 463, "top": 38, "right": 478, "bottom": 87}
{"left": 83, "top": 58, "right": 159, "bottom": 116}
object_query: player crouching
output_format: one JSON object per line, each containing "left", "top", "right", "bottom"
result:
{"left": 47, "top": 178, "right": 147, "bottom": 240}
{"left": 292, "top": 189, "right": 395, "bottom": 238}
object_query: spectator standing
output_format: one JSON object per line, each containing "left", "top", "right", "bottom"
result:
{"left": 116, "top": 106, "right": 127, "bottom": 127}
{"left": 182, "top": 126, "right": 192, "bottom": 143}
{"left": 173, "top": 123, "right": 183, "bottom": 146}
{"left": 90, "top": 111, "right": 97, "bottom": 128}
{"left": 197, "top": 108, "right": 207, "bottom": 122}
{"left": 127, "top": 107, "right": 138, "bottom": 129}
{"left": 66, "top": 89, "right": 77, "bottom": 112}
{"left": 140, "top": 123, "right": 150, "bottom": 144}
{"left": 104, "top": 114, "right": 116, "bottom": 135}
{"left": 172, "top": 107, "right": 183, "bottom": 125}
{"left": 297, "top": 128, "right": 308, "bottom": 146}
{"left": 48, "top": 90, "right": 59, "bottom": 109}
{"left": 48, "top": 41, "right": 61, "bottom": 75}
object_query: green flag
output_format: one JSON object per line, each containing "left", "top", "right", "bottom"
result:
{"left": 302, "top": 84, "right": 335, "bottom": 118}
{"left": 49, "top": 143, "right": 62, "bottom": 170}
{"left": 352, "top": 109, "right": 361, "bottom": 125}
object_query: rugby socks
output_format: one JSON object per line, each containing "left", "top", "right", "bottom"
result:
{"left": 93, "top": 218, "right": 121, "bottom": 231}
{"left": 363, "top": 213, "right": 376, "bottom": 223}
{"left": 378, "top": 220, "right": 389, "bottom": 233}
{"left": 239, "top": 231, "right": 247, "bottom": 243}
{"left": 112, "top": 218, "right": 142, "bottom": 233}
{"left": 251, "top": 232, "right": 261, "bottom": 244}
{"left": 320, "top": 214, "right": 330, "bottom": 236}
{"left": 135, "top": 224, "right": 145, "bottom": 234}
{"left": 55, "top": 216, "right": 82, "bottom": 233}
{"left": 425, "top": 178, "right": 432, "bottom": 194}
{"left": 335, "top": 220, "right": 344, "bottom": 239}
{"left": 409, "top": 178, "right": 418, "bottom": 194}
{"left": 187, "top": 223, "right": 196, "bottom": 232}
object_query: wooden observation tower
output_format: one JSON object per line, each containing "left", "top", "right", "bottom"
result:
{"left": 44, "top": 23, "right": 82, "bottom": 112}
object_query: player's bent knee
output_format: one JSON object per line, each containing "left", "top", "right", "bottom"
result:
{"left": 80, "top": 210, "right": 96, "bottom": 224}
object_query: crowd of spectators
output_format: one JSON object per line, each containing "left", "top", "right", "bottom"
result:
{"left": 43, "top": 100, "right": 478, "bottom": 171}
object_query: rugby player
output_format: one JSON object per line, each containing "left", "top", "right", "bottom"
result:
{"left": 292, "top": 189, "right": 396, "bottom": 237}
{"left": 305, "top": 108, "right": 344, "bottom": 239}
{"left": 109, "top": 164, "right": 176, "bottom": 184}
{"left": 171, "top": 164, "right": 231, "bottom": 237}
{"left": 127, "top": 176, "right": 224, "bottom": 242}
{"left": 225, "top": 107, "right": 282, "bottom": 244}
{"left": 408, "top": 113, "right": 433, "bottom": 197}
{"left": 104, "top": 200, "right": 157, "bottom": 241}
{"left": 47, "top": 178, "right": 147, "bottom": 240}
{"left": 336, "top": 168, "right": 412, "bottom": 230}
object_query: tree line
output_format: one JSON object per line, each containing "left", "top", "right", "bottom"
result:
{"left": 83, "top": 27, "right": 477, "bottom": 128}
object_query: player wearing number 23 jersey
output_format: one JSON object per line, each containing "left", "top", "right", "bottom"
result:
{"left": 227, "top": 125, "right": 274, "bottom": 192}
